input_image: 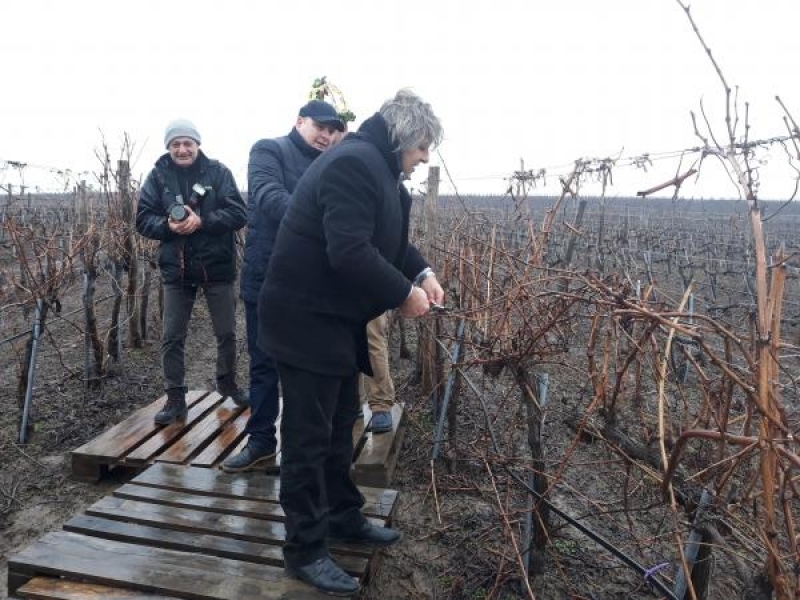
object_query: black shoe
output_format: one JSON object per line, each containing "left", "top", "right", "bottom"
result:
{"left": 229, "top": 388, "right": 250, "bottom": 408}
{"left": 285, "top": 555, "right": 360, "bottom": 596}
{"left": 330, "top": 521, "right": 402, "bottom": 546}
{"left": 217, "top": 380, "right": 249, "bottom": 408}
{"left": 154, "top": 391, "right": 188, "bottom": 426}
{"left": 220, "top": 444, "right": 277, "bottom": 473}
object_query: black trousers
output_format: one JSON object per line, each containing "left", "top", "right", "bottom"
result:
{"left": 277, "top": 362, "right": 366, "bottom": 568}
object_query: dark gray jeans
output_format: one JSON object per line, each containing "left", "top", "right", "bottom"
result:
{"left": 161, "top": 282, "right": 237, "bottom": 392}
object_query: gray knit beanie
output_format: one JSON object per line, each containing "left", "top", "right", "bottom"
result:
{"left": 164, "top": 118, "right": 202, "bottom": 148}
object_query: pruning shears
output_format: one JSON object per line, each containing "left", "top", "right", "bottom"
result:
{"left": 429, "top": 302, "right": 451, "bottom": 314}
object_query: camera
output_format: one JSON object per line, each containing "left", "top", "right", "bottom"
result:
{"left": 169, "top": 183, "right": 207, "bottom": 222}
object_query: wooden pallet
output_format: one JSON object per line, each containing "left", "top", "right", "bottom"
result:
{"left": 70, "top": 391, "right": 406, "bottom": 487}
{"left": 9, "top": 463, "right": 399, "bottom": 600}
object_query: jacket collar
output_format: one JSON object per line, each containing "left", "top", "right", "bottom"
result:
{"left": 289, "top": 128, "right": 322, "bottom": 159}
{"left": 353, "top": 113, "right": 402, "bottom": 181}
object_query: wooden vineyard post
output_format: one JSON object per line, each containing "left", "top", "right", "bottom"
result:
{"left": 514, "top": 364, "right": 550, "bottom": 571}
{"left": 420, "top": 166, "right": 442, "bottom": 412}
{"left": 119, "top": 160, "right": 142, "bottom": 348}
{"left": 76, "top": 180, "right": 88, "bottom": 227}
{"left": 19, "top": 299, "right": 45, "bottom": 443}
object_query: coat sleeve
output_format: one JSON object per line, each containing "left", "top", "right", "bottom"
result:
{"left": 318, "top": 155, "right": 413, "bottom": 310}
{"left": 247, "top": 139, "right": 290, "bottom": 224}
{"left": 136, "top": 170, "right": 173, "bottom": 241}
{"left": 201, "top": 165, "right": 247, "bottom": 234}
{"left": 402, "top": 244, "right": 429, "bottom": 281}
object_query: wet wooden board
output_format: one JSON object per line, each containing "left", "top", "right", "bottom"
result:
{"left": 353, "top": 403, "right": 407, "bottom": 487}
{"left": 71, "top": 392, "right": 405, "bottom": 487}
{"left": 17, "top": 577, "right": 182, "bottom": 599}
{"left": 189, "top": 409, "right": 250, "bottom": 467}
{"left": 9, "top": 463, "right": 400, "bottom": 600}
{"left": 10, "top": 531, "right": 337, "bottom": 599}
{"left": 128, "top": 463, "right": 398, "bottom": 520}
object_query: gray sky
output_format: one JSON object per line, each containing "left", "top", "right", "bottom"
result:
{"left": 2, "top": 0, "right": 799, "bottom": 200}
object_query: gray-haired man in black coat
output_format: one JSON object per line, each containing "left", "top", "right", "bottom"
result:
{"left": 258, "top": 89, "right": 444, "bottom": 596}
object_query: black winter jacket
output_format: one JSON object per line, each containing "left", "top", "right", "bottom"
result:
{"left": 240, "top": 129, "right": 321, "bottom": 303}
{"left": 258, "top": 113, "right": 429, "bottom": 376}
{"left": 136, "top": 151, "right": 246, "bottom": 285}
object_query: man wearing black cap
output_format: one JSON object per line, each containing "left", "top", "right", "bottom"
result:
{"left": 136, "top": 119, "right": 248, "bottom": 425}
{"left": 223, "top": 100, "right": 345, "bottom": 472}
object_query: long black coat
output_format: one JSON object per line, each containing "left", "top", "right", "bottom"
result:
{"left": 258, "top": 113, "right": 428, "bottom": 376}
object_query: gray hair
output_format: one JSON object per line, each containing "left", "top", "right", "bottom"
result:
{"left": 379, "top": 89, "right": 443, "bottom": 152}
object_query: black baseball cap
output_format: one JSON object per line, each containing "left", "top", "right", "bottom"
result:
{"left": 298, "top": 100, "right": 345, "bottom": 132}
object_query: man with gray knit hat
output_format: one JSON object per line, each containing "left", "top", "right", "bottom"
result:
{"left": 136, "top": 118, "right": 248, "bottom": 425}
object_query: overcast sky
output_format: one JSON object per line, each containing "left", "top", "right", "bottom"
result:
{"left": 2, "top": 0, "right": 799, "bottom": 200}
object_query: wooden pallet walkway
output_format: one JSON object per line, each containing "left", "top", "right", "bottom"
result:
{"left": 70, "top": 390, "right": 405, "bottom": 487}
{"left": 8, "top": 463, "right": 399, "bottom": 600}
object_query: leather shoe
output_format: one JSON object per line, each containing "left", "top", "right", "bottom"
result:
{"left": 229, "top": 388, "right": 249, "bottom": 408}
{"left": 285, "top": 555, "right": 360, "bottom": 596}
{"left": 220, "top": 444, "right": 277, "bottom": 473}
{"left": 217, "top": 380, "right": 250, "bottom": 408}
{"left": 329, "top": 521, "right": 402, "bottom": 546}
{"left": 154, "top": 391, "right": 187, "bottom": 426}
{"left": 368, "top": 410, "right": 393, "bottom": 433}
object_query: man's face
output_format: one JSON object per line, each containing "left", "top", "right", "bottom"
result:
{"left": 400, "top": 144, "right": 430, "bottom": 178}
{"left": 329, "top": 128, "right": 347, "bottom": 147}
{"left": 168, "top": 138, "right": 199, "bottom": 167}
{"left": 296, "top": 117, "right": 338, "bottom": 151}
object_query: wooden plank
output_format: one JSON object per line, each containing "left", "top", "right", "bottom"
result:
{"left": 63, "top": 514, "right": 368, "bottom": 576}
{"left": 85, "top": 495, "right": 290, "bottom": 543}
{"left": 18, "top": 576, "right": 182, "bottom": 599}
{"left": 353, "top": 403, "right": 406, "bottom": 487}
{"left": 154, "top": 396, "right": 244, "bottom": 464}
{"left": 131, "top": 463, "right": 398, "bottom": 519}
{"left": 71, "top": 391, "right": 210, "bottom": 464}
{"left": 190, "top": 408, "right": 250, "bottom": 467}
{"left": 124, "top": 393, "right": 231, "bottom": 466}
{"left": 83, "top": 495, "right": 375, "bottom": 558}
{"left": 9, "top": 530, "right": 344, "bottom": 599}
{"left": 113, "top": 483, "right": 285, "bottom": 522}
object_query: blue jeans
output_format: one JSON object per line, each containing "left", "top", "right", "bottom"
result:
{"left": 244, "top": 300, "right": 280, "bottom": 452}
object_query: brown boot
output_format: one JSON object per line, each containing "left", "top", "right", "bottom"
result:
{"left": 154, "top": 389, "right": 188, "bottom": 425}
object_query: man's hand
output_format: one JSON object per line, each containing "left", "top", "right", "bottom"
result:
{"left": 399, "top": 286, "right": 430, "bottom": 318}
{"left": 168, "top": 206, "right": 202, "bottom": 235}
{"left": 420, "top": 275, "right": 444, "bottom": 306}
